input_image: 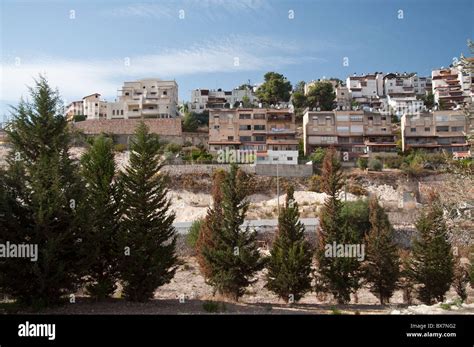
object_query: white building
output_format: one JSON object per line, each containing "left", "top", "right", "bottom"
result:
{"left": 83, "top": 93, "right": 108, "bottom": 120}
{"left": 256, "top": 150, "right": 299, "bottom": 165}
{"left": 65, "top": 100, "right": 84, "bottom": 121}
{"left": 189, "top": 87, "right": 257, "bottom": 112}
{"left": 108, "top": 79, "right": 178, "bottom": 119}
{"left": 383, "top": 73, "right": 431, "bottom": 96}
{"left": 346, "top": 73, "right": 384, "bottom": 107}
{"left": 384, "top": 94, "right": 426, "bottom": 117}
{"left": 432, "top": 64, "right": 473, "bottom": 110}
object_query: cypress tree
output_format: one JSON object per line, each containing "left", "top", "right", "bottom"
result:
{"left": 80, "top": 135, "right": 121, "bottom": 299}
{"left": 118, "top": 122, "right": 178, "bottom": 302}
{"left": 315, "top": 147, "right": 361, "bottom": 304}
{"left": 363, "top": 196, "right": 400, "bottom": 305}
{"left": 196, "top": 169, "right": 226, "bottom": 280}
{"left": 0, "top": 76, "right": 85, "bottom": 307}
{"left": 266, "top": 185, "right": 313, "bottom": 302}
{"left": 202, "top": 163, "right": 264, "bottom": 301}
{"left": 408, "top": 193, "right": 454, "bottom": 304}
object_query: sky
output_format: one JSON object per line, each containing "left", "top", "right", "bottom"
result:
{"left": 0, "top": 0, "right": 473, "bottom": 118}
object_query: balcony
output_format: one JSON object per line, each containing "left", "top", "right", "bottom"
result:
{"left": 267, "top": 114, "right": 292, "bottom": 122}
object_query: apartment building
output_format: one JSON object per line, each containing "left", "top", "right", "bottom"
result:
{"left": 304, "top": 78, "right": 339, "bottom": 95}
{"left": 383, "top": 94, "right": 426, "bottom": 117}
{"left": 65, "top": 100, "right": 84, "bottom": 121}
{"left": 303, "top": 109, "right": 396, "bottom": 160}
{"left": 189, "top": 87, "right": 257, "bottom": 112}
{"left": 346, "top": 73, "right": 384, "bottom": 106}
{"left": 432, "top": 66, "right": 473, "bottom": 110}
{"left": 401, "top": 110, "right": 469, "bottom": 154}
{"left": 83, "top": 93, "right": 108, "bottom": 120}
{"left": 108, "top": 79, "right": 178, "bottom": 119}
{"left": 208, "top": 108, "right": 298, "bottom": 164}
{"left": 335, "top": 86, "right": 352, "bottom": 110}
{"left": 383, "top": 73, "right": 431, "bottom": 96}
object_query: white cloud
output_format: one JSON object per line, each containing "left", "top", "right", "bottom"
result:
{"left": 0, "top": 35, "right": 321, "bottom": 108}
{"left": 107, "top": 0, "right": 270, "bottom": 20}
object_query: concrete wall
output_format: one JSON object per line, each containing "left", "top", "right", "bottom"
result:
{"left": 255, "top": 163, "right": 313, "bottom": 177}
{"left": 161, "top": 164, "right": 256, "bottom": 176}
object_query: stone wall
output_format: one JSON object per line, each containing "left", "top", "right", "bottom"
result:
{"left": 161, "top": 164, "right": 256, "bottom": 176}
{"left": 255, "top": 164, "right": 313, "bottom": 177}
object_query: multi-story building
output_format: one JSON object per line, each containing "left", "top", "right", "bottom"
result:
{"left": 401, "top": 110, "right": 469, "bottom": 154}
{"left": 383, "top": 94, "right": 426, "bottom": 117}
{"left": 383, "top": 73, "right": 432, "bottom": 96}
{"left": 346, "top": 73, "right": 384, "bottom": 107}
{"left": 83, "top": 93, "right": 108, "bottom": 120}
{"left": 108, "top": 79, "right": 178, "bottom": 119}
{"left": 335, "top": 86, "right": 352, "bottom": 110}
{"left": 189, "top": 87, "right": 257, "bottom": 112}
{"left": 432, "top": 66, "right": 472, "bottom": 110}
{"left": 304, "top": 78, "right": 340, "bottom": 95}
{"left": 64, "top": 100, "right": 84, "bottom": 121}
{"left": 208, "top": 108, "right": 299, "bottom": 164}
{"left": 303, "top": 109, "right": 396, "bottom": 160}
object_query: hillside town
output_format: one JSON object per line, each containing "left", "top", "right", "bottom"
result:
{"left": 53, "top": 54, "right": 474, "bottom": 171}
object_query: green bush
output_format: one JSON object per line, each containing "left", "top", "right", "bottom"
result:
{"left": 383, "top": 156, "right": 403, "bottom": 169}
{"left": 308, "top": 175, "right": 323, "bottom": 192}
{"left": 73, "top": 114, "right": 86, "bottom": 122}
{"left": 113, "top": 143, "right": 128, "bottom": 152}
{"left": 357, "top": 157, "right": 368, "bottom": 170}
{"left": 368, "top": 158, "right": 383, "bottom": 171}
{"left": 310, "top": 147, "right": 326, "bottom": 165}
{"left": 186, "top": 219, "right": 203, "bottom": 249}
{"left": 165, "top": 143, "right": 182, "bottom": 154}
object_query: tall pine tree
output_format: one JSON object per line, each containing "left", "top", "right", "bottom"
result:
{"left": 266, "top": 185, "right": 313, "bottom": 302}
{"left": 119, "top": 122, "right": 178, "bottom": 302}
{"left": 408, "top": 193, "right": 454, "bottom": 304}
{"left": 196, "top": 169, "right": 226, "bottom": 280}
{"left": 202, "top": 163, "right": 264, "bottom": 301}
{"left": 0, "top": 76, "right": 85, "bottom": 307}
{"left": 363, "top": 196, "right": 400, "bottom": 305}
{"left": 80, "top": 135, "right": 121, "bottom": 299}
{"left": 315, "top": 148, "right": 361, "bottom": 304}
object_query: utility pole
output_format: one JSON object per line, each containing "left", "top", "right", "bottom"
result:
{"left": 276, "top": 159, "right": 280, "bottom": 216}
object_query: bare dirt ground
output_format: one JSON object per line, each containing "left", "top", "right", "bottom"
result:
{"left": 22, "top": 256, "right": 474, "bottom": 315}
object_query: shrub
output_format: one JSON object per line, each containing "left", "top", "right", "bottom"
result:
{"left": 310, "top": 147, "right": 326, "bottom": 165}
{"left": 165, "top": 143, "right": 182, "bottom": 154}
{"left": 113, "top": 143, "right": 128, "bottom": 152}
{"left": 348, "top": 183, "right": 368, "bottom": 196}
{"left": 308, "top": 175, "right": 323, "bottom": 192}
{"left": 73, "top": 114, "right": 86, "bottom": 122}
{"left": 383, "top": 156, "right": 403, "bottom": 169}
{"left": 186, "top": 219, "right": 203, "bottom": 249}
{"left": 357, "top": 157, "right": 368, "bottom": 170}
{"left": 368, "top": 158, "right": 383, "bottom": 171}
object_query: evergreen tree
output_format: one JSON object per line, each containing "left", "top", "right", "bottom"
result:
{"left": 0, "top": 76, "right": 85, "bottom": 307}
{"left": 196, "top": 169, "right": 226, "bottom": 279}
{"left": 452, "top": 251, "right": 469, "bottom": 301}
{"left": 80, "top": 135, "right": 121, "bottom": 299}
{"left": 119, "top": 122, "right": 178, "bottom": 302}
{"left": 315, "top": 148, "right": 361, "bottom": 304}
{"left": 266, "top": 185, "right": 313, "bottom": 302}
{"left": 363, "top": 196, "right": 400, "bottom": 305}
{"left": 408, "top": 193, "right": 454, "bottom": 304}
{"left": 202, "top": 164, "right": 264, "bottom": 300}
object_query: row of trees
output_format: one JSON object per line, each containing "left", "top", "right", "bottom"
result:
{"left": 0, "top": 77, "right": 178, "bottom": 306}
{"left": 195, "top": 148, "right": 463, "bottom": 305}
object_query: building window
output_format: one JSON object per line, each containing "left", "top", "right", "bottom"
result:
{"left": 239, "top": 114, "right": 251, "bottom": 120}
{"left": 381, "top": 127, "right": 387, "bottom": 132}
{"left": 112, "top": 110, "right": 115, "bottom": 116}
{"left": 287, "top": 157, "right": 293, "bottom": 161}
{"left": 451, "top": 126, "right": 464, "bottom": 132}
{"left": 239, "top": 125, "right": 251, "bottom": 130}
{"left": 368, "top": 116, "right": 373, "bottom": 121}
{"left": 254, "top": 136, "right": 265, "bottom": 142}
{"left": 381, "top": 116, "right": 386, "bottom": 121}
{"left": 436, "top": 126, "right": 449, "bottom": 132}
{"left": 254, "top": 125, "right": 265, "bottom": 131}
{"left": 411, "top": 128, "right": 416, "bottom": 132}
{"left": 228, "top": 136, "right": 234, "bottom": 140}
{"left": 240, "top": 136, "right": 251, "bottom": 142}
{"left": 424, "top": 127, "right": 430, "bottom": 132}
{"left": 254, "top": 114, "right": 265, "bottom": 120}
{"left": 163, "top": 91, "right": 167, "bottom": 96}
{"left": 214, "top": 125, "right": 219, "bottom": 130}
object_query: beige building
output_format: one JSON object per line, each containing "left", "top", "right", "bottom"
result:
{"left": 83, "top": 93, "right": 108, "bottom": 120}
{"left": 432, "top": 66, "right": 472, "bottom": 110}
{"left": 401, "top": 110, "right": 469, "bottom": 155}
{"left": 108, "top": 79, "right": 178, "bottom": 119}
{"left": 303, "top": 109, "right": 396, "bottom": 159}
{"left": 209, "top": 108, "right": 299, "bottom": 164}
{"left": 64, "top": 100, "right": 84, "bottom": 121}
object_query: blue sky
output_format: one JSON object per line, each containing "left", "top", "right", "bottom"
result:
{"left": 0, "top": 0, "right": 473, "bottom": 118}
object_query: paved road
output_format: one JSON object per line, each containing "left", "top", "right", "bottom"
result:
{"left": 173, "top": 218, "right": 319, "bottom": 234}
